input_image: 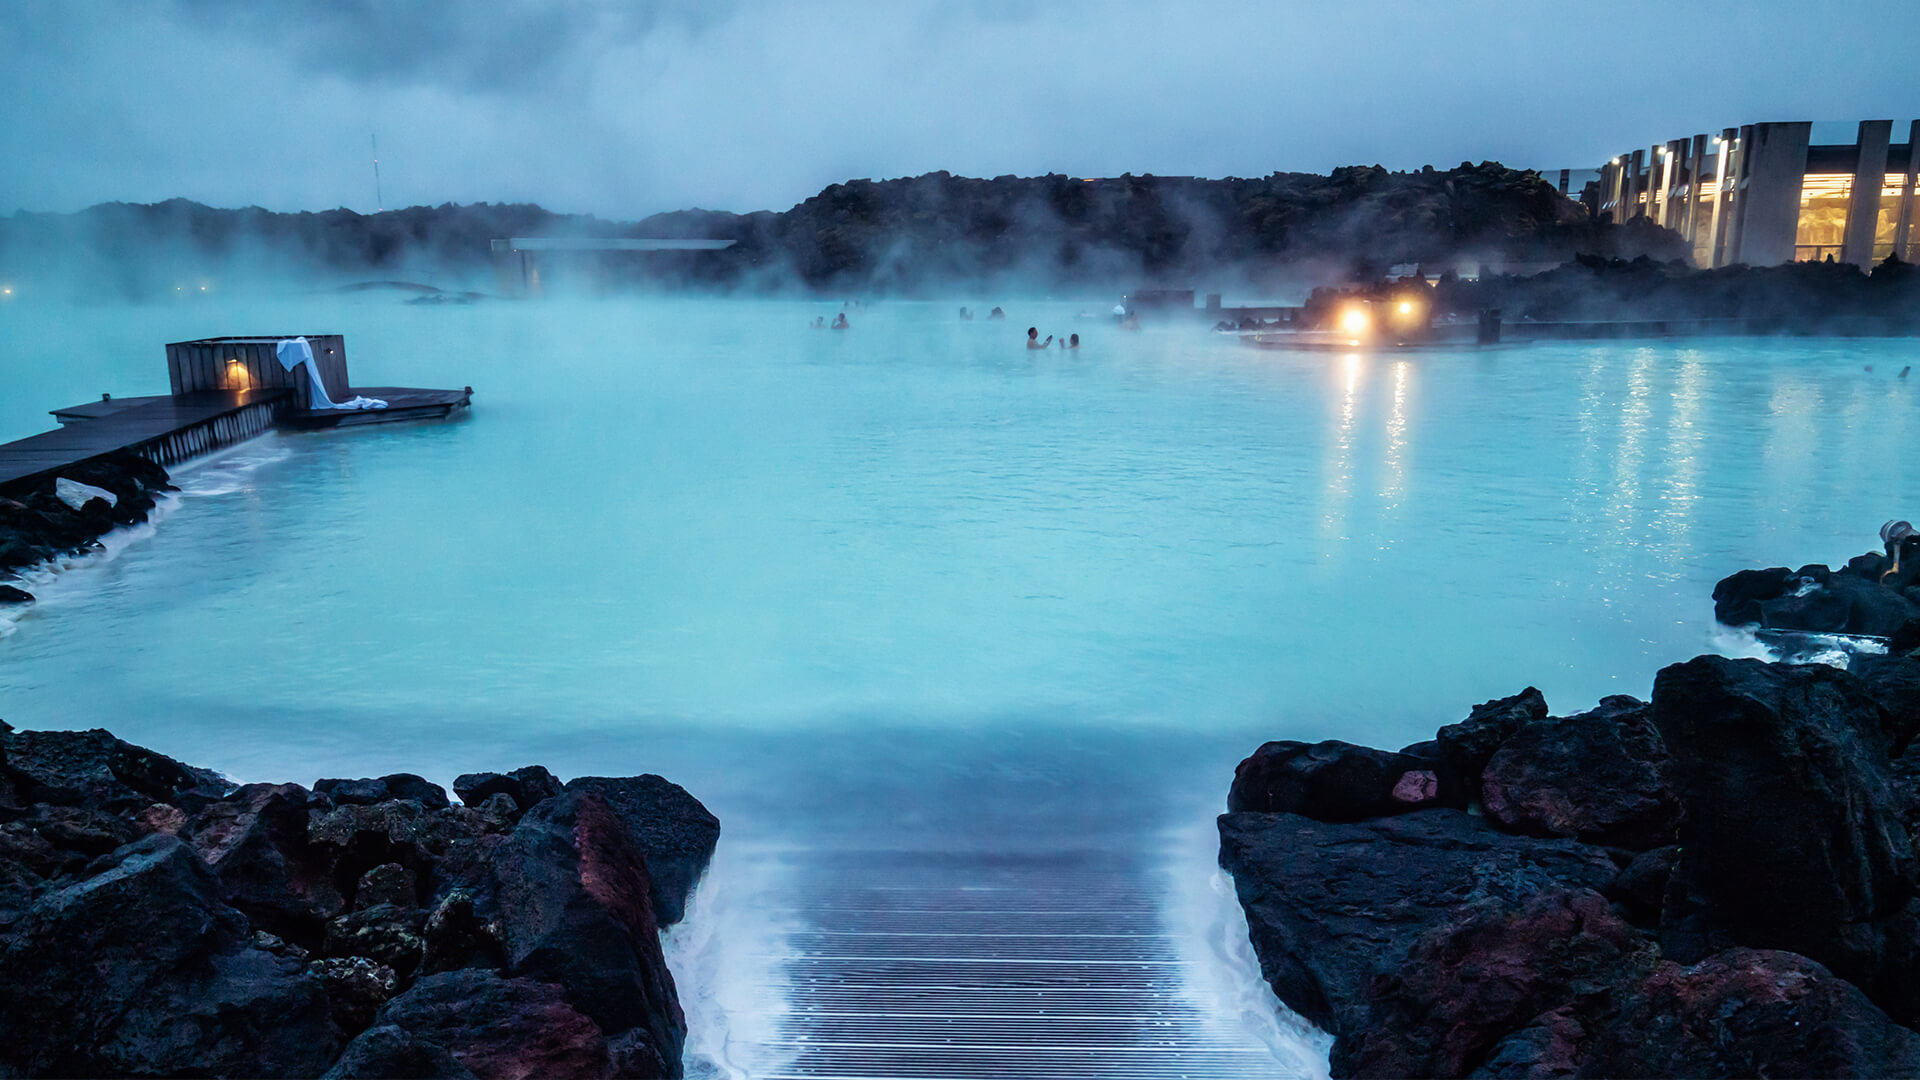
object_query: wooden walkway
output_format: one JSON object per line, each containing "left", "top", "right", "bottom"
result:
{"left": 281, "top": 387, "right": 471, "bottom": 430}
{"left": 0, "top": 388, "right": 290, "bottom": 490}
{"left": 731, "top": 849, "right": 1297, "bottom": 1080}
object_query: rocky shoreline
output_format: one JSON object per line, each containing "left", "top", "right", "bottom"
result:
{"left": 0, "top": 722, "right": 718, "bottom": 1078}
{"left": 0, "top": 450, "right": 178, "bottom": 605}
{"left": 1220, "top": 648, "right": 1920, "bottom": 1077}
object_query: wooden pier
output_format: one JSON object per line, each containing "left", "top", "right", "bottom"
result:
{"left": 0, "top": 389, "right": 289, "bottom": 490}
{"left": 0, "top": 334, "right": 470, "bottom": 494}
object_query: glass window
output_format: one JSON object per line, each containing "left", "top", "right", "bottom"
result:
{"left": 1876, "top": 173, "right": 1906, "bottom": 262}
{"left": 1796, "top": 174, "right": 1852, "bottom": 262}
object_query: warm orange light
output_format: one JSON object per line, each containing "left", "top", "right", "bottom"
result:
{"left": 224, "top": 359, "right": 251, "bottom": 390}
{"left": 1398, "top": 301, "right": 1412, "bottom": 314}
{"left": 1339, "top": 306, "right": 1370, "bottom": 335}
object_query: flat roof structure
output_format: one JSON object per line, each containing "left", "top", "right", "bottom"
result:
{"left": 491, "top": 238, "right": 735, "bottom": 252}
{"left": 1593, "top": 120, "right": 1920, "bottom": 269}
{"left": 488, "top": 236, "right": 737, "bottom": 294}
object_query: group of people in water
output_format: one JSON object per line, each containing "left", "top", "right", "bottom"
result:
{"left": 807, "top": 304, "right": 1082, "bottom": 349}
{"left": 1026, "top": 327, "right": 1080, "bottom": 349}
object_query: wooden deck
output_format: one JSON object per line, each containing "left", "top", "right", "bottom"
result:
{"left": 5, "top": 384, "right": 471, "bottom": 493}
{"left": 0, "top": 389, "right": 291, "bottom": 490}
{"left": 280, "top": 386, "right": 472, "bottom": 430}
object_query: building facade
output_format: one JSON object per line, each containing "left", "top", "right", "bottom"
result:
{"left": 1594, "top": 120, "right": 1920, "bottom": 269}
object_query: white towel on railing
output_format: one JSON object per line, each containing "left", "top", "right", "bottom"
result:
{"left": 275, "top": 338, "right": 388, "bottom": 410}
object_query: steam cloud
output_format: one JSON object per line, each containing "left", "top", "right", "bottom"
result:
{"left": 4, "top": 0, "right": 1916, "bottom": 219}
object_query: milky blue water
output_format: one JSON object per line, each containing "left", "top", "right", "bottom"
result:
{"left": 4, "top": 296, "right": 1919, "bottom": 1071}
{"left": 5, "top": 296, "right": 1920, "bottom": 832}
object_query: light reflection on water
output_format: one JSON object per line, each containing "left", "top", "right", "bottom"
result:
{"left": 1, "top": 298, "right": 1918, "bottom": 1068}
{"left": 0, "top": 299, "right": 1916, "bottom": 783}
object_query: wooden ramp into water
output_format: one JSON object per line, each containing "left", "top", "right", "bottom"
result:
{"left": 0, "top": 389, "right": 288, "bottom": 490}
{"left": 735, "top": 849, "right": 1286, "bottom": 1080}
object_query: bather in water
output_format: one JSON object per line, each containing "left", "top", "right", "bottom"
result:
{"left": 1026, "top": 327, "right": 1052, "bottom": 349}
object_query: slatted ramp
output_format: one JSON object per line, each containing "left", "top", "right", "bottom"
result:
{"left": 722, "top": 848, "right": 1303, "bottom": 1080}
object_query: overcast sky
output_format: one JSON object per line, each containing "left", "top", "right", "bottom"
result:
{"left": 4, "top": 0, "right": 1919, "bottom": 220}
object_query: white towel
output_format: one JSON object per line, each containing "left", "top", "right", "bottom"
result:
{"left": 275, "top": 338, "right": 388, "bottom": 410}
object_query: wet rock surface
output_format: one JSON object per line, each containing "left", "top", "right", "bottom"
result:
{"left": 1223, "top": 655, "right": 1920, "bottom": 1077}
{"left": 1714, "top": 551, "right": 1920, "bottom": 649}
{"left": 0, "top": 722, "right": 717, "bottom": 1078}
{"left": 0, "top": 450, "right": 176, "bottom": 582}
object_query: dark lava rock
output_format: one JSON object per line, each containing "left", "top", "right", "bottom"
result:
{"left": 1713, "top": 563, "right": 1920, "bottom": 647}
{"left": 0, "top": 834, "right": 342, "bottom": 1076}
{"left": 0, "top": 727, "right": 712, "bottom": 1077}
{"left": 1852, "top": 651, "right": 1920, "bottom": 754}
{"left": 318, "top": 776, "right": 393, "bottom": 806}
{"left": 488, "top": 791, "right": 683, "bottom": 1071}
{"left": 565, "top": 773, "right": 722, "bottom": 926}
{"left": 306, "top": 798, "right": 478, "bottom": 902}
{"left": 453, "top": 766, "right": 563, "bottom": 812}
{"left": 1217, "top": 809, "right": 1618, "bottom": 1042}
{"left": 359, "top": 861, "right": 419, "bottom": 908}
{"left": 188, "top": 782, "right": 346, "bottom": 948}
{"left": 0, "top": 451, "right": 174, "bottom": 576}
{"left": 383, "top": 773, "right": 452, "bottom": 810}
{"left": 340, "top": 970, "right": 613, "bottom": 1079}
{"left": 326, "top": 903, "right": 428, "bottom": 978}
{"left": 318, "top": 774, "right": 451, "bottom": 811}
{"left": 1604, "top": 844, "right": 1679, "bottom": 926}
{"left": 1579, "top": 948, "right": 1920, "bottom": 1078}
{"left": 421, "top": 886, "right": 509, "bottom": 975}
{"left": 1711, "top": 565, "right": 1795, "bottom": 625}
{"left": 1651, "top": 655, "right": 1916, "bottom": 1012}
{"left": 3, "top": 725, "right": 228, "bottom": 813}
{"left": 313, "top": 955, "right": 401, "bottom": 1035}
{"left": 1480, "top": 695, "right": 1681, "bottom": 850}
{"left": 1435, "top": 687, "right": 1547, "bottom": 799}
{"left": 471, "top": 791, "right": 521, "bottom": 832}
{"left": 23, "top": 803, "right": 137, "bottom": 858}
{"left": 322, "top": 1021, "right": 477, "bottom": 1079}
{"left": 1226, "top": 740, "right": 1453, "bottom": 820}
{"left": 0, "top": 584, "right": 31, "bottom": 604}
{"left": 1337, "top": 888, "right": 1655, "bottom": 1078}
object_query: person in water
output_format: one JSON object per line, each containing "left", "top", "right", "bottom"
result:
{"left": 1026, "top": 327, "right": 1052, "bottom": 349}
{"left": 959, "top": 307, "right": 973, "bottom": 321}
{"left": 988, "top": 307, "right": 1006, "bottom": 320}
{"left": 832, "top": 313, "right": 850, "bottom": 329}
{"left": 1068, "top": 333, "right": 1080, "bottom": 349}
{"left": 811, "top": 316, "right": 826, "bottom": 328}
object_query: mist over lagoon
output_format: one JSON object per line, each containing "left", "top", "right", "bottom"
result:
{"left": 9, "top": 2, "right": 1920, "bottom": 1077}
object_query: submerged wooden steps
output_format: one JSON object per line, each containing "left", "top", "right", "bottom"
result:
{"left": 734, "top": 849, "right": 1294, "bottom": 1080}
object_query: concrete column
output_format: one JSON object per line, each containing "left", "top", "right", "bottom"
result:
{"left": 1628, "top": 149, "right": 1646, "bottom": 220}
{"left": 1648, "top": 145, "right": 1667, "bottom": 222}
{"left": 1707, "top": 128, "right": 1738, "bottom": 267}
{"left": 1686, "top": 133, "right": 1710, "bottom": 249}
{"left": 1841, "top": 120, "right": 1893, "bottom": 269}
{"left": 1895, "top": 119, "right": 1920, "bottom": 262}
{"left": 1651, "top": 145, "right": 1671, "bottom": 225}
{"left": 1734, "top": 121, "right": 1812, "bottom": 266}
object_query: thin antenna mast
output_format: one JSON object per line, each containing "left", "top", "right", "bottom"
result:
{"left": 371, "top": 133, "right": 384, "bottom": 212}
